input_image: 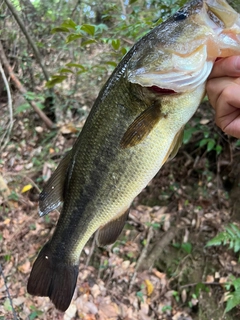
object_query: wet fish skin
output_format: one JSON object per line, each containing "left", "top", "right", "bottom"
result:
{"left": 27, "top": 0, "right": 240, "bottom": 312}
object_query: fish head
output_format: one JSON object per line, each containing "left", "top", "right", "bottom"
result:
{"left": 127, "top": 0, "right": 240, "bottom": 93}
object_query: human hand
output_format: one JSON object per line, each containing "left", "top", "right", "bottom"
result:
{"left": 206, "top": 56, "right": 240, "bottom": 139}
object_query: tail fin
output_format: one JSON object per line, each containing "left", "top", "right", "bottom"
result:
{"left": 27, "top": 243, "right": 78, "bottom": 312}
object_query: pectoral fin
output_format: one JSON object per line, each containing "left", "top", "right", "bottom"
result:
{"left": 39, "top": 150, "right": 72, "bottom": 217}
{"left": 120, "top": 101, "right": 163, "bottom": 148}
{"left": 96, "top": 208, "right": 130, "bottom": 246}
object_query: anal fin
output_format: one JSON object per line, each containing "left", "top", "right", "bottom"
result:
{"left": 168, "top": 126, "right": 184, "bottom": 161}
{"left": 39, "top": 150, "right": 72, "bottom": 216}
{"left": 120, "top": 101, "right": 163, "bottom": 148}
{"left": 96, "top": 208, "right": 130, "bottom": 246}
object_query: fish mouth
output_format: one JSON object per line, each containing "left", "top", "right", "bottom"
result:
{"left": 148, "top": 86, "right": 176, "bottom": 95}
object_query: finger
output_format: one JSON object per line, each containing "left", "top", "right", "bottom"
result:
{"left": 206, "top": 77, "right": 235, "bottom": 109}
{"left": 208, "top": 56, "right": 240, "bottom": 79}
{"left": 214, "top": 84, "right": 240, "bottom": 138}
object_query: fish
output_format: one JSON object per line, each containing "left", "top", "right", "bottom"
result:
{"left": 27, "top": 0, "right": 240, "bottom": 312}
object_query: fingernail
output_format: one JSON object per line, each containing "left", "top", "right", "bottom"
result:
{"left": 234, "top": 56, "right": 240, "bottom": 70}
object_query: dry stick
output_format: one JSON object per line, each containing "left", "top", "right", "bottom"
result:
{"left": 129, "top": 227, "right": 154, "bottom": 290}
{"left": 0, "top": 41, "right": 54, "bottom": 129}
{"left": 4, "top": 0, "right": 49, "bottom": 82}
{"left": 0, "top": 62, "right": 14, "bottom": 150}
{"left": 0, "top": 263, "right": 18, "bottom": 320}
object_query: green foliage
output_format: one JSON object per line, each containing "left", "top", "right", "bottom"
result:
{"left": 206, "top": 223, "right": 240, "bottom": 254}
{"left": 29, "top": 305, "right": 43, "bottom": 319}
{"left": 224, "top": 276, "right": 240, "bottom": 313}
{"left": 183, "top": 120, "right": 222, "bottom": 155}
{"left": 207, "top": 224, "right": 240, "bottom": 313}
{"left": 172, "top": 242, "right": 192, "bottom": 254}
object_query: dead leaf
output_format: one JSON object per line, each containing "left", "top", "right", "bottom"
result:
{"left": 18, "top": 260, "right": 31, "bottom": 274}
{"left": 21, "top": 184, "right": 33, "bottom": 193}
{"left": 145, "top": 279, "right": 154, "bottom": 296}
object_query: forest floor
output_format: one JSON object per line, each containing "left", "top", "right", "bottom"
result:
{"left": 1, "top": 93, "right": 240, "bottom": 320}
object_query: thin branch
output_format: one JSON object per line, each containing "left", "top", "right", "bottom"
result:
{"left": 71, "top": 0, "right": 81, "bottom": 18}
{"left": 180, "top": 281, "right": 222, "bottom": 289}
{"left": 0, "top": 40, "right": 54, "bottom": 129}
{"left": 0, "top": 263, "right": 18, "bottom": 320}
{"left": 129, "top": 227, "right": 154, "bottom": 289}
{"left": 4, "top": 0, "right": 49, "bottom": 82}
{"left": 0, "top": 62, "right": 14, "bottom": 150}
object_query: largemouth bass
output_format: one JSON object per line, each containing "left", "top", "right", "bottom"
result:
{"left": 28, "top": 0, "right": 240, "bottom": 311}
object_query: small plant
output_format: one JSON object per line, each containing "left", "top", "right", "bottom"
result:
{"left": 207, "top": 224, "right": 240, "bottom": 313}
{"left": 172, "top": 242, "right": 192, "bottom": 254}
{"left": 224, "top": 276, "right": 240, "bottom": 313}
{"left": 206, "top": 223, "right": 240, "bottom": 256}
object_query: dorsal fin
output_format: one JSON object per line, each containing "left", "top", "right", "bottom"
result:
{"left": 120, "top": 101, "right": 163, "bottom": 149}
{"left": 96, "top": 208, "right": 130, "bottom": 246}
{"left": 39, "top": 150, "right": 72, "bottom": 217}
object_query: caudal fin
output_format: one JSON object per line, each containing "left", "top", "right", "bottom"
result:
{"left": 27, "top": 243, "right": 78, "bottom": 312}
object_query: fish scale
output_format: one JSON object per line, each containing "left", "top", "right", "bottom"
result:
{"left": 28, "top": 0, "right": 240, "bottom": 311}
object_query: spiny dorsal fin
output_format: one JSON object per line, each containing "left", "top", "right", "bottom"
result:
{"left": 96, "top": 208, "right": 130, "bottom": 246}
{"left": 120, "top": 101, "right": 163, "bottom": 148}
{"left": 39, "top": 150, "right": 72, "bottom": 217}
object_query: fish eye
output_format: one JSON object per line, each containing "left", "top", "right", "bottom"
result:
{"left": 174, "top": 10, "right": 188, "bottom": 21}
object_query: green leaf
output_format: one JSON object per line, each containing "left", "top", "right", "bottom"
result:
{"left": 61, "top": 19, "right": 77, "bottom": 29}
{"left": 66, "top": 34, "right": 82, "bottom": 43}
{"left": 46, "top": 75, "right": 68, "bottom": 88}
{"left": 199, "top": 138, "right": 208, "bottom": 147}
{"left": 81, "top": 39, "right": 97, "bottom": 46}
{"left": 215, "top": 144, "right": 222, "bottom": 155}
{"left": 207, "top": 139, "right": 215, "bottom": 152}
{"left": 111, "top": 39, "right": 120, "bottom": 50}
{"left": 183, "top": 127, "right": 197, "bottom": 144}
{"left": 51, "top": 27, "right": 70, "bottom": 33}
{"left": 81, "top": 24, "right": 95, "bottom": 36}
{"left": 15, "top": 103, "right": 30, "bottom": 114}
{"left": 181, "top": 242, "right": 192, "bottom": 254}
{"left": 121, "top": 47, "right": 128, "bottom": 55}
{"left": 206, "top": 233, "right": 227, "bottom": 247}
{"left": 225, "top": 289, "right": 240, "bottom": 313}
{"left": 136, "top": 290, "right": 144, "bottom": 302}
{"left": 105, "top": 61, "right": 117, "bottom": 68}
{"left": 4, "top": 298, "right": 12, "bottom": 312}
{"left": 59, "top": 68, "right": 74, "bottom": 74}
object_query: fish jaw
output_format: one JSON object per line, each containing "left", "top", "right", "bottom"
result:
{"left": 127, "top": 0, "right": 240, "bottom": 93}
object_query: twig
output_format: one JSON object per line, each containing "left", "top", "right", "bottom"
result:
{"left": 129, "top": 227, "right": 154, "bottom": 290}
{"left": 4, "top": 171, "right": 41, "bottom": 193}
{"left": 71, "top": 0, "right": 81, "bottom": 18}
{"left": 180, "top": 281, "right": 222, "bottom": 289}
{"left": 119, "top": 0, "right": 129, "bottom": 24}
{"left": 4, "top": 0, "right": 49, "bottom": 82}
{"left": 0, "top": 40, "right": 54, "bottom": 129}
{"left": 0, "top": 263, "right": 18, "bottom": 320}
{"left": 0, "top": 62, "right": 14, "bottom": 151}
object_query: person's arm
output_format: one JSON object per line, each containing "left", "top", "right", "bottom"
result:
{"left": 206, "top": 56, "right": 240, "bottom": 139}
